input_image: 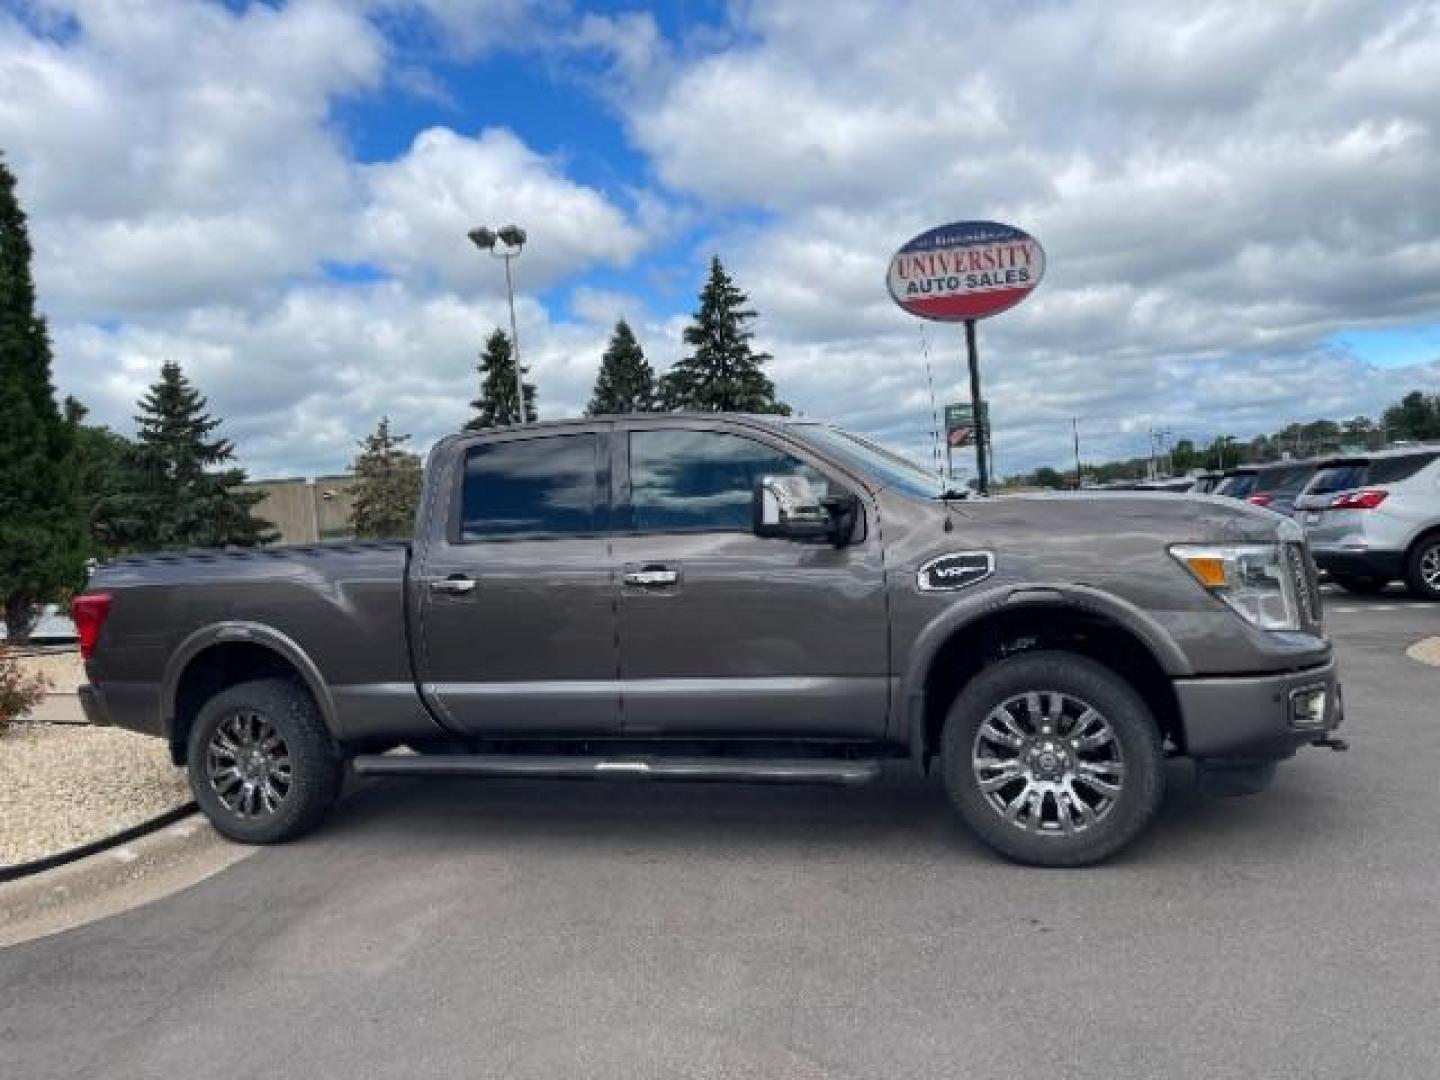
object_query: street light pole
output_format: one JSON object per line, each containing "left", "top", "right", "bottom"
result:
{"left": 500, "top": 250, "right": 523, "bottom": 419}
{"left": 467, "top": 224, "right": 529, "bottom": 425}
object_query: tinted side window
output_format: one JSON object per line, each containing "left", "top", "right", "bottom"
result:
{"left": 1216, "top": 473, "right": 1257, "bottom": 497}
{"left": 460, "top": 435, "right": 599, "bottom": 539}
{"left": 1368, "top": 452, "right": 1440, "bottom": 485}
{"left": 628, "top": 429, "right": 827, "bottom": 532}
{"left": 1308, "top": 464, "right": 1368, "bottom": 495}
{"left": 1262, "top": 465, "right": 1317, "bottom": 496}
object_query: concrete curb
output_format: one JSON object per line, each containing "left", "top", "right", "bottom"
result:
{"left": 0, "top": 811, "right": 254, "bottom": 948}
{"left": 0, "top": 802, "right": 198, "bottom": 883}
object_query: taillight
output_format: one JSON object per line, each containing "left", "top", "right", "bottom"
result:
{"left": 1247, "top": 493, "right": 1274, "bottom": 507}
{"left": 1330, "top": 489, "right": 1388, "bottom": 510}
{"left": 71, "top": 593, "right": 112, "bottom": 661}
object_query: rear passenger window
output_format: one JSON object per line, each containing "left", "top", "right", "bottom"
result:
{"left": 1367, "top": 453, "right": 1440, "bottom": 485}
{"left": 627, "top": 429, "right": 828, "bottom": 532}
{"left": 1308, "top": 464, "right": 1367, "bottom": 495}
{"left": 459, "top": 435, "right": 599, "bottom": 539}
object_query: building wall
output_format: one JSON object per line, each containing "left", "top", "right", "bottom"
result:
{"left": 242, "top": 475, "right": 360, "bottom": 544}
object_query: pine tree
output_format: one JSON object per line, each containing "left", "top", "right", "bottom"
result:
{"left": 107, "top": 362, "right": 274, "bottom": 551}
{"left": 0, "top": 158, "right": 87, "bottom": 641}
{"left": 658, "top": 256, "right": 789, "bottom": 415}
{"left": 587, "top": 319, "right": 657, "bottom": 415}
{"left": 349, "top": 416, "right": 423, "bottom": 540}
{"left": 465, "top": 329, "right": 536, "bottom": 430}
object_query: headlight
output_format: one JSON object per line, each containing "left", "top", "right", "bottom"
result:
{"left": 1170, "top": 543, "right": 1300, "bottom": 631}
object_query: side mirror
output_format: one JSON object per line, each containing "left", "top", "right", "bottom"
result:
{"left": 753, "top": 474, "right": 835, "bottom": 541}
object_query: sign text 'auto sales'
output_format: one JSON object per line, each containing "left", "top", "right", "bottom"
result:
{"left": 886, "top": 221, "right": 1045, "bottom": 322}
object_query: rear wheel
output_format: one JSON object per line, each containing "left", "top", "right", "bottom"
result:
{"left": 1404, "top": 536, "right": 1440, "bottom": 601}
{"left": 940, "top": 652, "right": 1164, "bottom": 867}
{"left": 187, "top": 678, "right": 343, "bottom": 844}
{"left": 1332, "top": 573, "right": 1390, "bottom": 595}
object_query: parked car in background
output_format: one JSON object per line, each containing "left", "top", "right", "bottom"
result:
{"left": 1188, "top": 472, "right": 1224, "bottom": 495}
{"left": 1211, "top": 463, "right": 1319, "bottom": 517}
{"left": 1212, "top": 467, "right": 1260, "bottom": 500}
{"left": 1246, "top": 462, "right": 1320, "bottom": 517}
{"left": 1296, "top": 447, "right": 1440, "bottom": 598}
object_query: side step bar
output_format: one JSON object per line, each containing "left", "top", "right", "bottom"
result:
{"left": 352, "top": 753, "right": 882, "bottom": 786}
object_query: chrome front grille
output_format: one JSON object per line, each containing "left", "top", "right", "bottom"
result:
{"left": 1287, "top": 541, "right": 1323, "bottom": 629}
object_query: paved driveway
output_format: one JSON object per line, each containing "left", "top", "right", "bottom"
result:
{"left": 3, "top": 596, "right": 1438, "bottom": 1079}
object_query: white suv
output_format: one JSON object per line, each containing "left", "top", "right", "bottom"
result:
{"left": 1296, "top": 447, "right": 1440, "bottom": 598}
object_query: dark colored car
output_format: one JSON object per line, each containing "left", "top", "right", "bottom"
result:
{"left": 1213, "top": 462, "right": 1318, "bottom": 517}
{"left": 73, "top": 414, "right": 1345, "bottom": 867}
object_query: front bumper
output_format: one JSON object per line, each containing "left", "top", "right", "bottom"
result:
{"left": 1311, "top": 547, "right": 1405, "bottom": 580}
{"left": 1174, "top": 658, "right": 1343, "bottom": 760}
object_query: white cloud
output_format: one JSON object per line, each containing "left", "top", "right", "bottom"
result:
{"left": 612, "top": 0, "right": 1440, "bottom": 472}
{"left": 358, "top": 126, "right": 647, "bottom": 293}
{"left": 5, "top": 0, "right": 1440, "bottom": 485}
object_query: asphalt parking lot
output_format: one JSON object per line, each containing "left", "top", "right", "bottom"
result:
{"left": 2, "top": 591, "right": 1438, "bottom": 1080}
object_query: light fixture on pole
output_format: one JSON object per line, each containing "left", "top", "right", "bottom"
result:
{"left": 467, "top": 224, "right": 529, "bottom": 424}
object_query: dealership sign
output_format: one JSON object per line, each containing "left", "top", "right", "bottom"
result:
{"left": 886, "top": 221, "right": 1045, "bottom": 322}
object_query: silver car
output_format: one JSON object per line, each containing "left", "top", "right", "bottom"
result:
{"left": 1296, "top": 447, "right": 1440, "bottom": 598}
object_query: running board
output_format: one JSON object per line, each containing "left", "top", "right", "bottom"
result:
{"left": 351, "top": 753, "right": 882, "bottom": 786}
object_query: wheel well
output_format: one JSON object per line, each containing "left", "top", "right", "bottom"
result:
{"left": 919, "top": 605, "right": 1182, "bottom": 767}
{"left": 170, "top": 643, "right": 314, "bottom": 766}
{"left": 1406, "top": 526, "right": 1440, "bottom": 563}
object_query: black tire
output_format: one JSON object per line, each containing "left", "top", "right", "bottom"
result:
{"left": 1332, "top": 574, "right": 1390, "bottom": 595}
{"left": 1403, "top": 534, "right": 1440, "bottom": 601}
{"left": 186, "top": 677, "right": 343, "bottom": 844}
{"left": 940, "top": 651, "right": 1164, "bottom": 867}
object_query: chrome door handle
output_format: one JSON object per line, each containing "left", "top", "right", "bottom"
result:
{"left": 623, "top": 569, "right": 679, "bottom": 587}
{"left": 428, "top": 575, "right": 477, "bottom": 595}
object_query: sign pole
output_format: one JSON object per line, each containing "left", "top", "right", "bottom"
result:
{"left": 964, "top": 318, "right": 989, "bottom": 495}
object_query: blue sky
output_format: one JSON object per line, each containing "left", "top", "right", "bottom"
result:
{"left": 3, "top": 0, "right": 1440, "bottom": 478}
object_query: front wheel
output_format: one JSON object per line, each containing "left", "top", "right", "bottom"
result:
{"left": 940, "top": 652, "right": 1164, "bottom": 867}
{"left": 1404, "top": 536, "right": 1440, "bottom": 600}
{"left": 187, "top": 678, "right": 343, "bottom": 844}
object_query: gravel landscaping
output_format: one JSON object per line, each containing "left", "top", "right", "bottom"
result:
{"left": 1, "top": 719, "right": 191, "bottom": 868}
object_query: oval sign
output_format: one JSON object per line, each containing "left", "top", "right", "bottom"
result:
{"left": 886, "top": 221, "right": 1045, "bottom": 322}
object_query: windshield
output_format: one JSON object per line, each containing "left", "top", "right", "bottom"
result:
{"left": 794, "top": 424, "right": 943, "bottom": 498}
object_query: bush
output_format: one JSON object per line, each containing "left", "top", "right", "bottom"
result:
{"left": 0, "top": 644, "right": 46, "bottom": 732}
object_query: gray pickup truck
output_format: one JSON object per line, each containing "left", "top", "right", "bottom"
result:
{"left": 75, "top": 414, "right": 1346, "bottom": 866}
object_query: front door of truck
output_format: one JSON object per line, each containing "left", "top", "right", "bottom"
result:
{"left": 414, "top": 425, "right": 618, "bottom": 736}
{"left": 610, "top": 421, "right": 890, "bottom": 737}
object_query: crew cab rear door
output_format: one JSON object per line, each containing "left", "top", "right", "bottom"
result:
{"left": 413, "top": 424, "right": 618, "bottom": 735}
{"left": 610, "top": 418, "right": 889, "bottom": 737}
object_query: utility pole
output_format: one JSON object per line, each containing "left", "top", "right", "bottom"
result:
{"left": 1072, "top": 417, "right": 1082, "bottom": 490}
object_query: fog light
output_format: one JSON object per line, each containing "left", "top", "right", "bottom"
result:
{"left": 1290, "top": 685, "right": 1328, "bottom": 729}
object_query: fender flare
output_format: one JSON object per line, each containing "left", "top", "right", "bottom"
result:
{"left": 161, "top": 621, "right": 341, "bottom": 744}
{"left": 901, "top": 583, "right": 1192, "bottom": 769}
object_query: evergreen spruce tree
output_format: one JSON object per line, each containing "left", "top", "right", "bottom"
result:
{"left": 349, "top": 416, "right": 423, "bottom": 540}
{"left": 0, "top": 158, "right": 87, "bottom": 640}
{"left": 465, "top": 329, "right": 536, "bottom": 430}
{"left": 587, "top": 318, "right": 657, "bottom": 415}
{"left": 658, "top": 256, "right": 789, "bottom": 414}
{"left": 108, "top": 362, "right": 274, "bottom": 551}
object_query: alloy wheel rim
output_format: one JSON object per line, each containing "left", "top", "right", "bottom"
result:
{"left": 971, "top": 690, "right": 1125, "bottom": 836}
{"left": 207, "top": 710, "right": 292, "bottom": 819}
{"left": 1422, "top": 545, "right": 1440, "bottom": 591}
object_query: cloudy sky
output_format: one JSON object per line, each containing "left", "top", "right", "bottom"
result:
{"left": 3, "top": 0, "right": 1439, "bottom": 480}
